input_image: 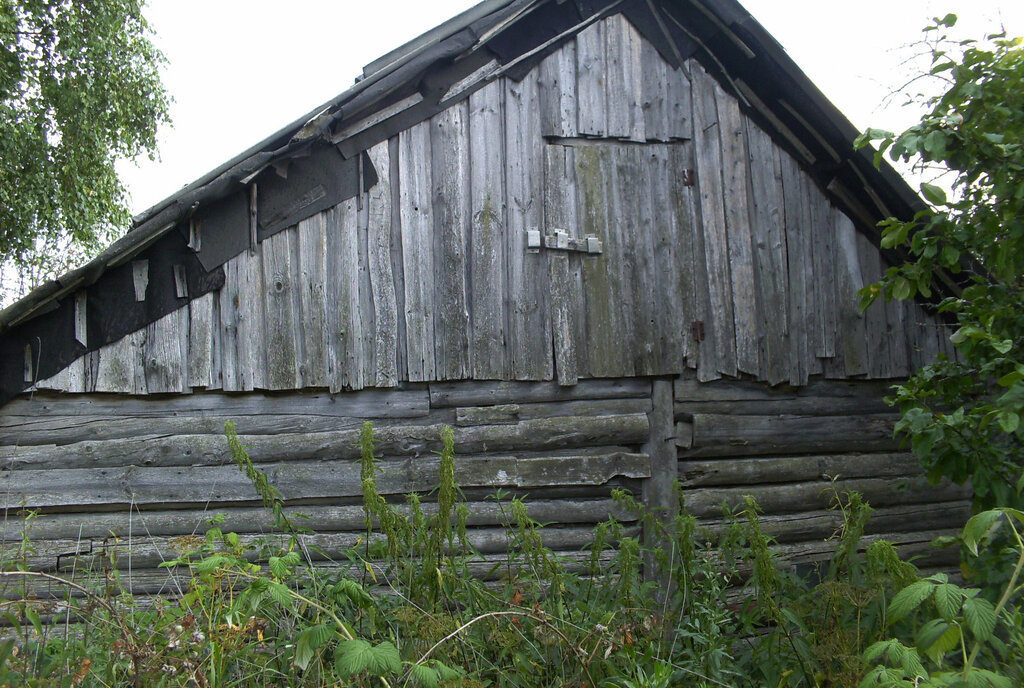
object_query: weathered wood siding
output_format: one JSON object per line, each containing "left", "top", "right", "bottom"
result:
{"left": 2, "top": 375, "right": 967, "bottom": 598}
{"left": 27, "top": 14, "right": 952, "bottom": 396}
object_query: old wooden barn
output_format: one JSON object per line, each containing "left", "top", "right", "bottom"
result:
{"left": 1, "top": 0, "right": 968, "bottom": 595}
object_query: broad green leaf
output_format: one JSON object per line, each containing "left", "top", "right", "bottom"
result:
{"left": 997, "top": 411, "right": 1020, "bottom": 434}
{"left": 962, "top": 597, "right": 997, "bottom": 640}
{"left": 410, "top": 663, "right": 440, "bottom": 688}
{"left": 921, "top": 182, "right": 947, "bottom": 205}
{"left": 335, "top": 638, "right": 374, "bottom": 676}
{"left": 932, "top": 583, "right": 962, "bottom": 619}
{"left": 893, "top": 277, "right": 913, "bottom": 300}
{"left": 367, "top": 641, "right": 402, "bottom": 675}
{"left": 267, "top": 581, "right": 292, "bottom": 605}
{"left": 962, "top": 510, "right": 1001, "bottom": 555}
{"left": 889, "top": 580, "right": 934, "bottom": 622}
{"left": 294, "top": 624, "right": 334, "bottom": 670}
{"left": 993, "top": 339, "right": 1014, "bottom": 354}
{"left": 269, "top": 556, "right": 289, "bottom": 579}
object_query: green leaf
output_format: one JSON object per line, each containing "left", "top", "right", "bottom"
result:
{"left": 889, "top": 580, "right": 934, "bottom": 622}
{"left": 963, "top": 597, "right": 997, "bottom": 641}
{"left": 963, "top": 510, "right": 1002, "bottom": 555}
{"left": 269, "top": 556, "right": 289, "bottom": 579}
{"left": 335, "top": 638, "right": 374, "bottom": 676}
{"left": 267, "top": 581, "right": 292, "bottom": 605}
{"left": 997, "top": 411, "right": 1020, "bottom": 434}
{"left": 368, "top": 641, "right": 402, "bottom": 675}
{"left": 921, "top": 182, "right": 947, "bottom": 206}
{"left": 893, "top": 277, "right": 913, "bottom": 300}
{"left": 294, "top": 624, "right": 334, "bottom": 670}
{"left": 410, "top": 663, "right": 440, "bottom": 688}
{"left": 932, "top": 583, "right": 962, "bottom": 619}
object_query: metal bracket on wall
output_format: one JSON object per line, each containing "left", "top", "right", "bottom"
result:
{"left": 526, "top": 228, "right": 603, "bottom": 255}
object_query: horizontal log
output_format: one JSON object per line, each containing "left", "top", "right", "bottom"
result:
{"left": 0, "top": 410, "right": 449, "bottom": 448}
{"left": 674, "top": 376, "right": 898, "bottom": 404}
{"left": 4, "top": 497, "right": 639, "bottom": 541}
{"left": 680, "top": 476, "right": 970, "bottom": 518}
{"left": 1, "top": 413, "right": 650, "bottom": 470}
{"left": 429, "top": 379, "right": 652, "bottom": 408}
{"left": 684, "top": 412, "right": 900, "bottom": 457}
{"left": 454, "top": 397, "right": 652, "bottom": 427}
{"left": 674, "top": 396, "right": 893, "bottom": 417}
{"left": 678, "top": 452, "right": 923, "bottom": 488}
{"left": 1, "top": 388, "right": 431, "bottom": 419}
{"left": 2, "top": 450, "right": 651, "bottom": 510}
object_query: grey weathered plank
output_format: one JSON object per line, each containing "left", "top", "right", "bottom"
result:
{"left": 640, "top": 37, "right": 669, "bottom": 141}
{"left": 89, "top": 333, "right": 139, "bottom": 394}
{"left": 684, "top": 412, "right": 901, "bottom": 458}
{"left": 261, "top": 228, "right": 301, "bottom": 390}
{"left": 573, "top": 145, "right": 626, "bottom": 377}
{"left": 430, "top": 102, "right": 471, "bottom": 380}
{"left": 2, "top": 447, "right": 652, "bottom": 508}
{"left": 33, "top": 356, "right": 86, "bottom": 394}
{"left": 745, "top": 120, "right": 788, "bottom": 384}
{"left": 187, "top": 292, "right": 216, "bottom": 389}
{"left": 883, "top": 261, "right": 911, "bottom": 378}
{"left": 398, "top": 121, "right": 436, "bottom": 382}
{"left": 544, "top": 144, "right": 580, "bottom": 385}
{"left": 831, "top": 211, "right": 869, "bottom": 376}
{"left": 604, "top": 13, "right": 644, "bottom": 141}
{"left": 648, "top": 145, "right": 685, "bottom": 373}
{"left": 143, "top": 307, "right": 187, "bottom": 394}
{"left": 338, "top": 199, "right": 366, "bottom": 390}
{"left": 716, "top": 83, "right": 759, "bottom": 376}
{"left": 237, "top": 245, "right": 268, "bottom": 390}
{"left": 621, "top": 145, "right": 659, "bottom": 374}
{"left": 296, "top": 213, "right": 329, "bottom": 389}
{"left": 857, "top": 230, "right": 890, "bottom": 379}
{"left": 364, "top": 141, "right": 399, "bottom": 388}
{"left": 388, "top": 135, "right": 409, "bottom": 383}
{"left": 537, "top": 40, "right": 578, "bottom": 138}
{"left": 674, "top": 393, "right": 893, "bottom": 417}
{"left": 691, "top": 64, "right": 733, "bottom": 379}
{"left": 669, "top": 144, "right": 700, "bottom": 367}
{"left": 217, "top": 256, "right": 240, "bottom": 390}
{"left": 779, "top": 150, "right": 810, "bottom": 385}
{"left": 504, "top": 69, "right": 553, "bottom": 380}
{"left": 469, "top": 81, "right": 507, "bottom": 379}
{"left": 673, "top": 375, "right": 897, "bottom": 403}
{"left": 1, "top": 412, "right": 651, "bottom": 472}
{"left": 575, "top": 20, "right": 607, "bottom": 137}
{"left": 453, "top": 397, "right": 653, "bottom": 426}
{"left": 665, "top": 61, "right": 693, "bottom": 140}
{"left": 812, "top": 195, "right": 839, "bottom": 360}
{"left": 678, "top": 452, "right": 922, "bottom": 488}
{"left": 428, "top": 378, "right": 652, "bottom": 407}
{"left": 643, "top": 380, "right": 678, "bottom": 526}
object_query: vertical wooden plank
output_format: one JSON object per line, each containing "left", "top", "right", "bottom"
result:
{"left": 505, "top": 69, "right": 553, "bottom": 380}
{"left": 884, "top": 262, "right": 911, "bottom": 378}
{"left": 143, "top": 309, "right": 185, "bottom": 394}
{"left": 812, "top": 193, "right": 839, "bottom": 360}
{"left": 691, "top": 64, "right": 733, "bottom": 380}
{"left": 716, "top": 82, "right": 759, "bottom": 377}
{"left": 642, "top": 379, "right": 677, "bottom": 577}
{"left": 430, "top": 102, "right": 471, "bottom": 380}
{"left": 647, "top": 144, "right": 685, "bottom": 375}
{"left": 621, "top": 145, "right": 658, "bottom": 374}
{"left": 238, "top": 249, "right": 267, "bottom": 391}
{"left": 365, "top": 140, "right": 399, "bottom": 387}
{"left": 218, "top": 257, "right": 240, "bottom": 390}
{"left": 668, "top": 143, "right": 699, "bottom": 369}
{"left": 574, "top": 144, "right": 627, "bottom": 378}
{"left": 399, "top": 121, "right": 435, "bottom": 382}
{"left": 296, "top": 213, "right": 329, "bottom": 389}
{"left": 832, "top": 211, "right": 869, "bottom": 377}
{"left": 544, "top": 144, "right": 579, "bottom": 386}
{"left": 604, "top": 13, "right": 644, "bottom": 141}
{"left": 188, "top": 292, "right": 214, "bottom": 388}
{"left": 357, "top": 177, "right": 377, "bottom": 389}
{"left": 602, "top": 144, "right": 639, "bottom": 379}
{"left": 857, "top": 231, "right": 889, "bottom": 379}
{"left": 261, "top": 229, "right": 300, "bottom": 390}
{"left": 389, "top": 135, "right": 409, "bottom": 384}
{"left": 779, "top": 150, "right": 810, "bottom": 386}
{"left": 665, "top": 62, "right": 693, "bottom": 140}
{"left": 338, "top": 199, "right": 365, "bottom": 390}
{"left": 73, "top": 292, "right": 87, "bottom": 347}
{"left": 640, "top": 38, "right": 669, "bottom": 141}
{"left": 469, "top": 81, "right": 507, "bottom": 379}
{"left": 576, "top": 20, "right": 606, "bottom": 137}
{"left": 537, "top": 40, "right": 578, "bottom": 138}
{"left": 745, "top": 121, "right": 789, "bottom": 385}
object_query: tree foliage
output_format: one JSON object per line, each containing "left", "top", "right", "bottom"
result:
{"left": 857, "top": 15, "right": 1024, "bottom": 510}
{"left": 0, "top": 0, "right": 169, "bottom": 298}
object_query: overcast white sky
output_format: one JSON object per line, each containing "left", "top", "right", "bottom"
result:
{"left": 118, "top": 0, "right": 1024, "bottom": 216}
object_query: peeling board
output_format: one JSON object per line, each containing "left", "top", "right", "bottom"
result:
{"left": 640, "top": 37, "right": 669, "bottom": 141}
{"left": 691, "top": 64, "right": 733, "bottom": 379}
{"left": 745, "top": 122, "right": 789, "bottom": 385}
{"left": 143, "top": 308, "right": 186, "bottom": 394}
{"left": 261, "top": 229, "right": 301, "bottom": 390}
{"left": 620, "top": 145, "right": 659, "bottom": 374}
{"left": 811, "top": 193, "right": 838, "bottom": 359}
{"left": 468, "top": 81, "right": 507, "bottom": 379}
{"left": 365, "top": 141, "right": 399, "bottom": 388}
{"left": 716, "top": 83, "right": 759, "bottom": 376}
{"left": 575, "top": 20, "right": 606, "bottom": 137}
{"left": 857, "top": 230, "right": 889, "bottom": 379}
{"left": 668, "top": 144, "right": 698, "bottom": 367}
{"left": 398, "top": 121, "right": 436, "bottom": 382}
{"left": 505, "top": 70, "right": 553, "bottom": 380}
{"left": 831, "top": 211, "right": 869, "bottom": 377}
{"left": 33, "top": 357, "right": 86, "bottom": 393}
{"left": 91, "top": 332, "right": 141, "bottom": 394}
{"left": 296, "top": 213, "right": 329, "bottom": 389}
{"left": 237, "top": 248, "right": 268, "bottom": 391}
{"left": 779, "top": 150, "right": 810, "bottom": 385}
{"left": 645, "top": 145, "right": 685, "bottom": 374}
{"left": 429, "top": 103, "right": 471, "bottom": 380}
{"left": 604, "top": 13, "right": 644, "bottom": 141}
{"left": 217, "top": 257, "right": 240, "bottom": 390}
{"left": 537, "top": 40, "right": 578, "bottom": 138}
{"left": 665, "top": 62, "right": 693, "bottom": 140}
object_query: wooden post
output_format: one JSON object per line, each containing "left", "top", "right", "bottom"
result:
{"left": 642, "top": 378, "right": 678, "bottom": 585}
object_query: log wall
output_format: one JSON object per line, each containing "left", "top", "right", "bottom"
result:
{"left": 2, "top": 376, "right": 968, "bottom": 598}
{"left": 28, "top": 14, "right": 954, "bottom": 396}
